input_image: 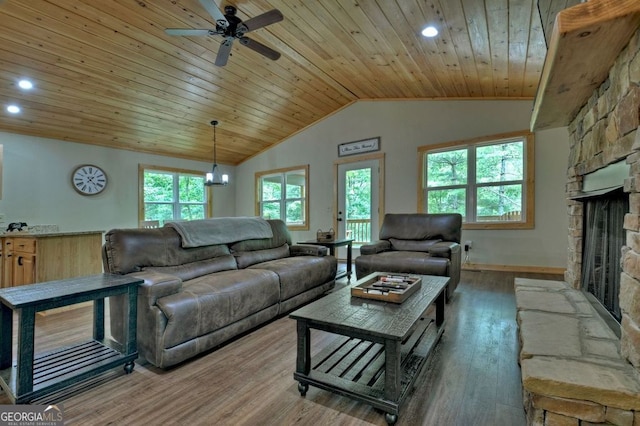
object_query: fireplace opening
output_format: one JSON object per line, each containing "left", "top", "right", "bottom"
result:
{"left": 580, "top": 187, "right": 628, "bottom": 329}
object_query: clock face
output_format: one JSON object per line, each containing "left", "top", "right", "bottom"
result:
{"left": 72, "top": 164, "right": 107, "bottom": 195}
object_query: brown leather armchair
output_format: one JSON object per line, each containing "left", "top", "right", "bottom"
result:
{"left": 355, "top": 213, "right": 462, "bottom": 300}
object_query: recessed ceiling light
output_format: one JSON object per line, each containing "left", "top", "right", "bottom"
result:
{"left": 421, "top": 26, "right": 438, "bottom": 38}
{"left": 18, "top": 79, "right": 34, "bottom": 90}
{"left": 6, "top": 105, "right": 21, "bottom": 114}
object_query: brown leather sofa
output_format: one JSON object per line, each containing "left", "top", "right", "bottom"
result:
{"left": 355, "top": 213, "right": 462, "bottom": 300}
{"left": 103, "top": 218, "right": 337, "bottom": 368}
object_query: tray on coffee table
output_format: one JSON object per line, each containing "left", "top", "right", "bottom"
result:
{"left": 351, "top": 273, "right": 421, "bottom": 303}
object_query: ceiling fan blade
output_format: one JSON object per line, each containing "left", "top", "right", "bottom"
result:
{"left": 241, "top": 9, "right": 283, "bottom": 32}
{"left": 239, "top": 37, "right": 281, "bottom": 61}
{"left": 215, "top": 37, "right": 234, "bottom": 67}
{"left": 198, "top": 0, "right": 228, "bottom": 28}
{"left": 165, "top": 29, "right": 213, "bottom": 36}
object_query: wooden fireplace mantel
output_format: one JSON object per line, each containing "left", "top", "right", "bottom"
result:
{"left": 530, "top": 0, "right": 640, "bottom": 131}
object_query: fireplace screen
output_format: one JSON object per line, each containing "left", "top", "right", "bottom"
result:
{"left": 581, "top": 189, "right": 627, "bottom": 322}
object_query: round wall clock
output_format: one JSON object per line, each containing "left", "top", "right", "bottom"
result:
{"left": 71, "top": 164, "right": 108, "bottom": 195}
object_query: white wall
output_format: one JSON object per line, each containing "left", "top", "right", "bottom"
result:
{"left": 0, "top": 132, "right": 236, "bottom": 232}
{"left": 236, "top": 99, "right": 570, "bottom": 269}
{"left": 0, "top": 99, "right": 570, "bottom": 269}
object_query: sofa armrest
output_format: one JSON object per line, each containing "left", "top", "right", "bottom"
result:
{"left": 110, "top": 270, "right": 182, "bottom": 349}
{"left": 428, "top": 241, "right": 460, "bottom": 258}
{"left": 129, "top": 270, "right": 183, "bottom": 307}
{"left": 290, "top": 244, "right": 328, "bottom": 256}
{"left": 360, "top": 240, "right": 391, "bottom": 255}
{"left": 428, "top": 242, "right": 461, "bottom": 299}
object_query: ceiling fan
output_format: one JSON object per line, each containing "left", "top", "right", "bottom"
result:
{"left": 165, "top": 0, "right": 283, "bottom": 67}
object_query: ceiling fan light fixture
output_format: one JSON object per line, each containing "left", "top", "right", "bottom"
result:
{"left": 164, "top": 2, "right": 283, "bottom": 67}
{"left": 205, "top": 120, "right": 229, "bottom": 186}
{"left": 421, "top": 26, "right": 438, "bottom": 38}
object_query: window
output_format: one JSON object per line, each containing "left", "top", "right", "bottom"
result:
{"left": 256, "top": 165, "right": 309, "bottom": 230}
{"left": 418, "top": 131, "right": 534, "bottom": 229}
{"left": 139, "top": 164, "right": 211, "bottom": 226}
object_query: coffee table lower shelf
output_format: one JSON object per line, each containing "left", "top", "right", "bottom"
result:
{"left": 0, "top": 339, "right": 136, "bottom": 403}
{"left": 294, "top": 316, "right": 444, "bottom": 423}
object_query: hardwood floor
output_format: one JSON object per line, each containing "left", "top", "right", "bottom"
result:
{"left": 0, "top": 270, "right": 563, "bottom": 425}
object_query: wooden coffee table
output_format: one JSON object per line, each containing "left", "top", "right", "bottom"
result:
{"left": 290, "top": 273, "right": 447, "bottom": 425}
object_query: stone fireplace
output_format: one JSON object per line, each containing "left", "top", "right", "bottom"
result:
{"left": 565, "top": 28, "right": 640, "bottom": 369}
{"left": 515, "top": 24, "right": 640, "bottom": 426}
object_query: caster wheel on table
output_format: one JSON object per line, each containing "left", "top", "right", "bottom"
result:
{"left": 124, "top": 361, "right": 135, "bottom": 374}
{"left": 297, "top": 382, "right": 308, "bottom": 396}
{"left": 385, "top": 413, "right": 398, "bottom": 425}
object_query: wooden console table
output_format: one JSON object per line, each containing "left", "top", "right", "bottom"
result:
{"left": 0, "top": 274, "right": 142, "bottom": 403}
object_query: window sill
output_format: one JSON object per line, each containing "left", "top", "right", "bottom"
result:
{"left": 463, "top": 222, "right": 534, "bottom": 230}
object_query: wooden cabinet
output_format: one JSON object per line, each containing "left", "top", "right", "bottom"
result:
{"left": 1, "top": 239, "right": 13, "bottom": 288}
{"left": 11, "top": 238, "right": 36, "bottom": 286}
{"left": 0, "top": 232, "right": 103, "bottom": 287}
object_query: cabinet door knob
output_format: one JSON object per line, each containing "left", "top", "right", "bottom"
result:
{"left": 18, "top": 256, "right": 24, "bottom": 266}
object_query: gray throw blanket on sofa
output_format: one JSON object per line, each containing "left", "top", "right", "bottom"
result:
{"left": 165, "top": 217, "right": 273, "bottom": 248}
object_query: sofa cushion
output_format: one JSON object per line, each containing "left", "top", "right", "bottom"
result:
{"left": 379, "top": 213, "right": 462, "bottom": 243}
{"left": 156, "top": 269, "right": 280, "bottom": 349}
{"left": 249, "top": 256, "right": 337, "bottom": 300}
{"left": 389, "top": 238, "right": 441, "bottom": 252}
{"left": 356, "top": 251, "right": 449, "bottom": 277}
{"left": 234, "top": 244, "right": 290, "bottom": 269}
{"left": 103, "top": 227, "right": 231, "bottom": 274}
{"left": 144, "top": 255, "right": 237, "bottom": 281}
{"left": 229, "top": 219, "right": 291, "bottom": 252}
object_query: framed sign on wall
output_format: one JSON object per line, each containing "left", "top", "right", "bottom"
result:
{"left": 338, "top": 137, "right": 380, "bottom": 157}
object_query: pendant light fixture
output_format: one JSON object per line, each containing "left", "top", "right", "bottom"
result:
{"left": 205, "top": 120, "right": 229, "bottom": 186}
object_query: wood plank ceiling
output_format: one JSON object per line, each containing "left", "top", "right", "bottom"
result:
{"left": 0, "top": 0, "right": 547, "bottom": 165}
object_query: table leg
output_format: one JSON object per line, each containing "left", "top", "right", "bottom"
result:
{"left": 436, "top": 288, "right": 445, "bottom": 326}
{"left": 125, "top": 285, "right": 138, "bottom": 357}
{"left": 384, "top": 338, "right": 402, "bottom": 403}
{"left": 346, "top": 242, "right": 352, "bottom": 281}
{"left": 16, "top": 306, "right": 36, "bottom": 397}
{"left": 93, "top": 298, "right": 105, "bottom": 341}
{"left": 295, "top": 320, "right": 310, "bottom": 396}
{"left": 0, "top": 304, "right": 12, "bottom": 369}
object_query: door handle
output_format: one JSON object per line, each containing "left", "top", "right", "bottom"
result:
{"left": 18, "top": 256, "right": 23, "bottom": 266}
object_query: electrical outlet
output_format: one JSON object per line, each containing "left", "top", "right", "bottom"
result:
{"left": 464, "top": 240, "right": 472, "bottom": 251}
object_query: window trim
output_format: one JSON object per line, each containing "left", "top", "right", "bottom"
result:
{"left": 255, "top": 164, "right": 309, "bottom": 231}
{"left": 417, "top": 130, "right": 534, "bottom": 230}
{"left": 138, "top": 164, "right": 212, "bottom": 224}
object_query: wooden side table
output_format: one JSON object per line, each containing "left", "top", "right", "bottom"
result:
{"left": 0, "top": 274, "right": 142, "bottom": 403}
{"left": 299, "top": 238, "right": 353, "bottom": 281}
